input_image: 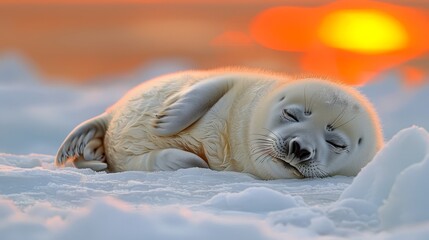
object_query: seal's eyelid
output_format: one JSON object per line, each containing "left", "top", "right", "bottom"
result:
{"left": 326, "top": 139, "right": 347, "bottom": 149}
{"left": 282, "top": 109, "right": 299, "bottom": 122}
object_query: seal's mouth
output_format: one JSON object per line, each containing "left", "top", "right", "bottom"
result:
{"left": 278, "top": 158, "right": 304, "bottom": 178}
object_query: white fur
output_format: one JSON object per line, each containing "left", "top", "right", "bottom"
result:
{"left": 56, "top": 69, "right": 383, "bottom": 179}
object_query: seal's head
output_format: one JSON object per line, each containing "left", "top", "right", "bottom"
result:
{"left": 249, "top": 78, "right": 383, "bottom": 179}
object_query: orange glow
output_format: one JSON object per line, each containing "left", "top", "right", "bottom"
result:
{"left": 402, "top": 66, "right": 426, "bottom": 88}
{"left": 250, "top": 7, "right": 322, "bottom": 52}
{"left": 250, "top": 0, "right": 429, "bottom": 85}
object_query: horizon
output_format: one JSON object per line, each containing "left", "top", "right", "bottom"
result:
{"left": 0, "top": 0, "right": 427, "bottom": 86}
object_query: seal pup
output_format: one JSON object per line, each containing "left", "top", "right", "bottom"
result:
{"left": 56, "top": 69, "right": 383, "bottom": 179}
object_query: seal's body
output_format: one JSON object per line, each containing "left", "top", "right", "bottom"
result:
{"left": 56, "top": 69, "right": 383, "bottom": 179}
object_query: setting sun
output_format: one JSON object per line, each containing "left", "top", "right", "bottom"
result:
{"left": 319, "top": 10, "right": 409, "bottom": 54}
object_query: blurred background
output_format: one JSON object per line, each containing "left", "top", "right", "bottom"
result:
{"left": 0, "top": 0, "right": 428, "bottom": 155}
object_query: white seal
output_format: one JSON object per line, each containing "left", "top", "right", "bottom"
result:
{"left": 56, "top": 68, "right": 383, "bottom": 179}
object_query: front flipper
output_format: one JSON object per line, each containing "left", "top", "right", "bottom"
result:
{"left": 55, "top": 113, "right": 109, "bottom": 171}
{"left": 152, "top": 76, "right": 233, "bottom": 136}
{"left": 124, "top": 148, "right": 209, "bottom": 171}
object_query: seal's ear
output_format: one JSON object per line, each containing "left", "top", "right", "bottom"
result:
{"left": 55, "top": 113, "right": 109, "bottom": 171}
{"left": 151, "top": 76, "right": 234, "bottom": 136}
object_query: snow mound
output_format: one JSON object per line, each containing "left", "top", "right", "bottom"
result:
{"left": 55, "top": 197, "right": 282, "bottom": 240}
{"left": 1, "top": 126, "right": 429, "bottom": 239}
{"left": 379, "top": 134, "right": 429, "bottom": 229}
{"left": 0, "top": 197, "right": 281, "bottom": 240}
{"left": 203, "top": 187, "right": 305, "bottom": 213}
{"left": 339, "top": 126, "right": 429, "bottom": 230}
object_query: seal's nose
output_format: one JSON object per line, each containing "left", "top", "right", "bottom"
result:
{"left": 288, "top": 138, "right": 314, "bottom": 162}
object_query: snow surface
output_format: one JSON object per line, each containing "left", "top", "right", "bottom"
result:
{"left": 1, "top": 127, "right": 429, "bottom": 239}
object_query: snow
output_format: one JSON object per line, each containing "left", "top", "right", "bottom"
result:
{"left": 340, "top": 127, "right": 429, "bottom": 205}
{"left": 203, "top": 187, "right": 305, "bottom": 212}
{"left": 1, "top": 127, "right": 429, "bottom": 239}
{"left": 1, "top": 53, "right": 429, "bottom": 239}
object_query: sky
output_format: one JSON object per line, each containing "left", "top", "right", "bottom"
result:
{"left": 0, "top": 0, "right": 428, "bottom": 85}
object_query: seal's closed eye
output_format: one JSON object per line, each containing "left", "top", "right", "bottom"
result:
{"left": 283, "top": 109, "right": 299, "bottom": 122}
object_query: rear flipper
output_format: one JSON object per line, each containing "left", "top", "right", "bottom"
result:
{"left": 55, "top": 113, "right": 109, "bottom": 171}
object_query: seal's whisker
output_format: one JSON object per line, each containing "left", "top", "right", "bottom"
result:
{"left": 249, "top": 138, "right": 275, "bottom": 150}
{"left": 330, "top": 106, "right": 347, "bottom": 130}
{"left": 251, "top": 146, "right": 272, "bottom": 155}
{"left": 316, "top": 168, "right": 330, "bottom": 178}
{"left": 254, "top": 149, "right": 272, "bottom": 164}
{"left": 333, "top": 114, "right": 358, "bottom": 130}
{"left": 254, "top": 153, "right": 265, "bottom": 164}
{"left": 307, "top": 91, "right": 317, "bottom": 114}
{"left": 260, "top": 154, "right": 272, "bottom": 164}
{"left": 251, "top": 142, "right": 274, "bottom": 148}
{"left": 316, "top": 163, "right": 328, "bottom": 168}
{"left": 250, "top": 134, "right": 277, "bottom": 143}
{"left": 262, "top": 128, "right": 282, "bottom": 142}
{"left": 251, "top": 144, "right": 273, "bottom": 149}
{"left": 304, "top": 85, "right": 308, "bottom": 114}
{"left": 251, "top": 132, "right": 275, "bottom": 137}
{"left": 251, "top": 137, "right": 275, "bottom": 143}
